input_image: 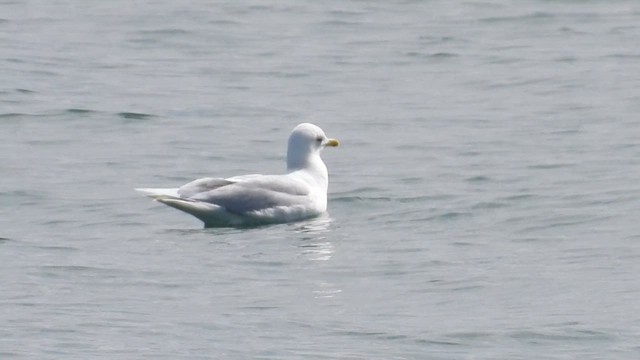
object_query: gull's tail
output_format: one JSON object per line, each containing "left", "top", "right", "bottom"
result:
{"left": 135, "top": 188, "right": 240, "bottom": 227}
{"left": 135, "top": 187, "right": 180, "bottom": 199}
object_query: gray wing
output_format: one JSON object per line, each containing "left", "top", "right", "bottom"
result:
{"left": 177, "top": 177, "right": 235, "bottom": 198}
{"left": 188, "top": 175, "right": 311, "bottom": 214}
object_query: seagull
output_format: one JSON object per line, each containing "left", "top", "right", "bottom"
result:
{"left": 136, "top": 123, "right": 339, "bottom": 227}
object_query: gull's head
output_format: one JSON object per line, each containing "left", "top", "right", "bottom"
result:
{"left": 287, "top": 123, "right": 339, "bottom": 170}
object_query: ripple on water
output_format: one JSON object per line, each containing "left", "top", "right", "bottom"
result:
{"left": 509, "top": 328, "right": 616, "bottom": 343}
{"left": 471, "top": 201, "right": 508, "bottom": 210}
{"left": 116, "top": 112, "right": 156, "bottom": 120}
{"left": 37, "top": 265, "right": 131, "bottom": 280}
{"left": 0, "top": 112, "right": 49, "bottom": 119}
{"left": 65, "top": 108, "right": 97, "bottom": 115}
{"left": 479, "top": 11, "right": 555, "bottom": 23}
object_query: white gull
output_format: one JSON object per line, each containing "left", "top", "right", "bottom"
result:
{"left": 136, "top": 123, "right": 339, "bottom": 227}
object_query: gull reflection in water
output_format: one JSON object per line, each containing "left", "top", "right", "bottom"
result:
{"left": 293, "top": 215, "right": 334, "bottom": 261}
{"left": 312, "top": 282, "right": 343, "bottom": 299}
{"left": 293, "top": 214, "right": 332, "bottom": 234}
{"left": 292, "top": 216, "right": 342, "bottom": 298}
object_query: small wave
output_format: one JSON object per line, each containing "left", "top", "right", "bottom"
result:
{"left": 500, "top": 194, "right": 536, "bottom": 202}
{"left": 528, "top": 163, "right": 575, "bottom": 170}
{"left": 446, "top": 331, "right": 494, "bottom": 341}
{"left": 39, "top": 265, "right": 130, "bottom": 278}
{"left": 480, "top": 12, "right": 554, "bottom": 23}
{"left": 523, "top": 215, "right": 611, "bottom": 232}
{"left": 333, "top": 193, "right": 454, "bottom": 205}
{"left": 117, "top": 112, "right": 155, "bottom": 120}
{"left": 320, "top": 19, "right": 361, "bottom": 26}
{"left": 438, "top": 211, "right": 471, "bottom": 220}
{"left": 407, "top": 211, "right": 472, "bottom": 223}
{"left": 0, "top": 112, "right": 35, "bottom": 119}
{"left": 327, "top": 10, "right": 365, "bottom": 16}
{"left": 41, "top": 265, "right": 105, "bottom": 272}
{"left": 66, "top": 108, "right": 96, "bottom": 114}
{"left": 415, "top": 338, "right": 461, "bottom": 346}
{"left": 604, "top": 53, "right": 640, "bottom": 60}
{"left": 418, "top": 35, "right": 458, "bottom": 44}
{"left": 0, "top": 112, "right": 79, "bottom": 119}
{"left": 332, "top": 195, "right": 392, "bottom": 203}
{"left": 15, "top": 88, "right": 36, "bottom": 93}
{"left": 333, "top": 186, "right": 384, "bottom": 195}
{"left": 0, "top": 112, "right": 23, "bottom": 118}
{"left": 331, "top": 330, "right": 403, "bottom": 339}
{"left": 466, "top": 175, "right": 491, "bottom": 183}
{"left": 139, "top": 28, "right": 191, "bottom": 36}
{"left": 36, "top": 245, "right": 79, "bottom": 252}
{"left": 208, "top": 19, "right": 241, "bottom": 26}
{"left": 406, "top": 51, "right": 459, "bottom": 59}
{"left": 471, "top": 201, "right": 507, "bottom": 209}
{"left": 510, "top": 329, "right": 615, "bottom": 342}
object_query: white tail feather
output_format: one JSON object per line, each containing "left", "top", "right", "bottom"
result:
{"left": 135, "top": 188, "right": 180, "bottom": 199}
{"left": 156, "top": 197, "right": 242, "bottom": 227}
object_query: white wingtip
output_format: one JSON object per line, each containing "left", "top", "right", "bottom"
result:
{"left": 135, "top": 188, "right": 180, "bottom": 199}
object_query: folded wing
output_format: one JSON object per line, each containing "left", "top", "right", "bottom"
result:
{"left": 180, "top": 175, "right": 311, "bottom": 215}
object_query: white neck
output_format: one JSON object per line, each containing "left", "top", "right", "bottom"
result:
{"left": 287, "top": 153, "right": 328, "bottom": 190}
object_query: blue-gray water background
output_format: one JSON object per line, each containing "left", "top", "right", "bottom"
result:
{"left": 2, "top": 1, "right": 640, "bottom": 359}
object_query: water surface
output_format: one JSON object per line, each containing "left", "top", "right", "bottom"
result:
{"left": 2, "top": 1, "right": 640, "bottom": 359}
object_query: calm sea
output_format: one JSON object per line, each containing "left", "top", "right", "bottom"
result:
{"left": 2, "top": 1, "right": 640, "bottom": 359}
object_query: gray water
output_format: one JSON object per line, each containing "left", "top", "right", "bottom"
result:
{"left": 2, "top": 0, "right": 640, "bottom": 359}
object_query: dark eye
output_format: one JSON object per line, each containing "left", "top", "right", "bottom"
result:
{"left": 316, "top": 136, "right": 323, "bottom": 142}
